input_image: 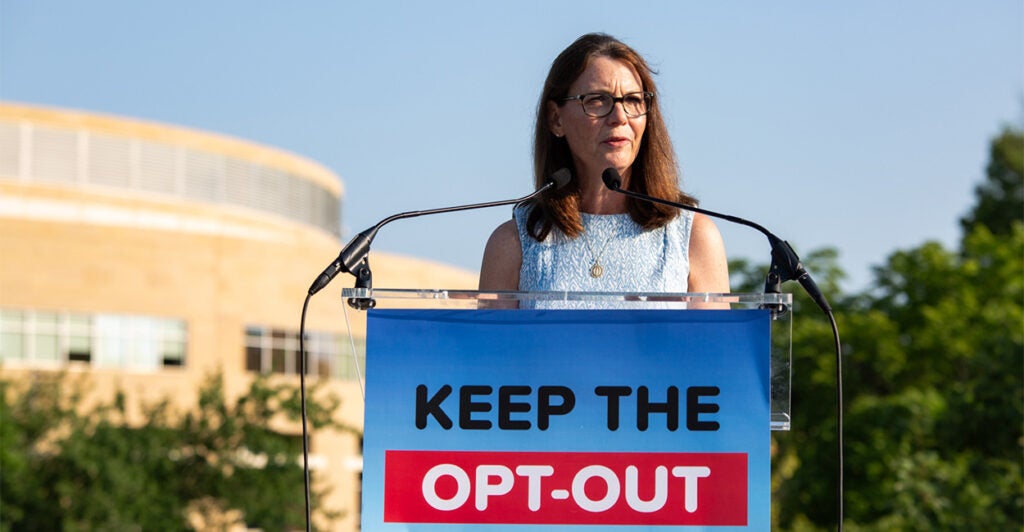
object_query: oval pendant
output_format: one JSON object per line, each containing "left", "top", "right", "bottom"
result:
{"left": 590, "top": 262, "right": 604, "bottom": 278}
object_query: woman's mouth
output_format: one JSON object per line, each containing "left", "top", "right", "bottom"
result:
{"left": 603, "top": 136, "right": 630, "bottom": 147}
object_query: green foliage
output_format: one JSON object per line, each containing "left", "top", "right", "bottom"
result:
{"left": 734, "top": 127, "right": 1024, "bottom": 529}
{"left": 960, "top": 127, "right": 1024, "bottom": 237}
{"left": 846, "top": 224, "right": 1022, "bottom": 531}
{"left": 0, "top": 372, "right": 347, "bottom": 531}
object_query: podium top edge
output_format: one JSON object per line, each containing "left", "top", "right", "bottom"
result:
{"left": 339, "top": 288, "right": 792, "bottom": 305}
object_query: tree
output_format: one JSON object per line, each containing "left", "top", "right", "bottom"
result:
{"left": 960, "top": 127, "right": 1024, "bottom": 237}
{"left": 748, "top": 126, "right": 1024, "bottom": 530}
{"left": 0, "top": 372, "right": 348, "bottom": 531}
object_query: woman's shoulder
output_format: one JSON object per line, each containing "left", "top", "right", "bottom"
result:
{"left": 689, "top": 212, "right": 718, "bottom": 238}
{"left": 486, "top": 218, "right": 520, "bottom": 248}
{"left": 688, "top": 213, "right": 724, "bottom": 255}
{"left": 687, "top": 213, "right": 730, "bottom": 293}
{"left": 479, "top": 218, "right": 522, "bottom": 291}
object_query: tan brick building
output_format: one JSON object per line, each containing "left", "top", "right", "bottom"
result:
{"left": 0, "top": 102, "right": 476, "bottom": 530}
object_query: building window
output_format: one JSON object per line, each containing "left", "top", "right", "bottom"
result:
{"left": 0, "top": 308, "right": 187, "bottom": 370}
{"left": 244, "top": 326, "right": 364, "bottom": 380}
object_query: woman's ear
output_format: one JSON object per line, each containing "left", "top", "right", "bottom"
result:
{"left": 547, "top": 101, "right": 564, "bottom": 138}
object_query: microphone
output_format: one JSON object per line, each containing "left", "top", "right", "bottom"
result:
{"left": 308, "top": 168, "right": 572, "bottom": 297}
{"left": 601, "top": 167, "right": 831, "bottom": 314}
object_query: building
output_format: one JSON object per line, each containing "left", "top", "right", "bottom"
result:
{"left": 0, "top": 102, "right": 477, "bottom": 530}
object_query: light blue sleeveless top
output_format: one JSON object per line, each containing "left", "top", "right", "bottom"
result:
{"left": 515, "top": 205, "right": 693, "bottom": 306}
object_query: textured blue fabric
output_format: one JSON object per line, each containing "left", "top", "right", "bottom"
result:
{"left": 514, "top": 205, "right": 692, "bottom": 307}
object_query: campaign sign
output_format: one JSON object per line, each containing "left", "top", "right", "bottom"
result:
{"left": 361, "top": 309, "right": 771, "bottom": 531}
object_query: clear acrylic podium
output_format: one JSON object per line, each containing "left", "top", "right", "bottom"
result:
{"left": 341, "top": 288, "right": 793, "bottom": 430}
{"left": 343, "top": 288, "right": 792, "bottom": 529}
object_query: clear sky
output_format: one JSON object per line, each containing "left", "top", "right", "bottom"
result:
{"left": 2, "top": 1, "right": 1021, "bottom": 292}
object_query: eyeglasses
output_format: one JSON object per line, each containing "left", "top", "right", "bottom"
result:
{"left": 561, "top": 91, "right": 654, "bottom": 118}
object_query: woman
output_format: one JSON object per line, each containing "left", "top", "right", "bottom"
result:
{"left": 479, "top": 33, "right": 729, "bottom": 302}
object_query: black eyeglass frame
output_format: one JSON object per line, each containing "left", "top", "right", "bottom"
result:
{"left": 560, "top": 91, "right": 655, "bottom": 118}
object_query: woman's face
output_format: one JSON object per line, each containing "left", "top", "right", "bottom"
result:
{"left": 548, "top": 55, "right": 647, "bottom": 182}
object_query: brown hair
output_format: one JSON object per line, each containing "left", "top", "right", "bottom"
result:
{"left": 527, "top": 33, "right": 696, "bottom": 241}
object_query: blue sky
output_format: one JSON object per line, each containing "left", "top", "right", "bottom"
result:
{"left": 2, "top": 1, "right": 1020, "bottom": 292}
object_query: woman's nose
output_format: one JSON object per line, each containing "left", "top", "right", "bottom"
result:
{"left": 605, "top": 101, "right": 629, "bottom": 124}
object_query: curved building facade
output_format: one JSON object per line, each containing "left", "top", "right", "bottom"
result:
{"left": 0, "top": 102, "right": 476, "bottom": 530}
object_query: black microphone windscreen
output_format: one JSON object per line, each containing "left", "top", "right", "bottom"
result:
{"left": 602, "top": 167, "right": 621, "bottom": 190}
{"left": 550, "top": 168, "right": 572, "bottom": 189}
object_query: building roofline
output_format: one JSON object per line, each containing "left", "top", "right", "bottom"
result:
{"left": 0, "top": 101, "right": 343, "bottom": 196}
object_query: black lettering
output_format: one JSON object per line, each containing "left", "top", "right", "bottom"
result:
{"left": 498, "top": 385, "right": 532, "bottom": 430}
{"left": 686, "top": 386, "right": 720, "bottom": 431}
{"left": 595, "top": 386, "right": 632, "bottom": 431}
{"left": 637, "top": 386, "right": 679, "bottom": 431}
{"left": 415, "top": 384, "right": 453, "bottom": 429}
{"left": 459, "top": 385, "right": 493, "bottom": 430}
{"left": 537, "top": 386, "right": 575, "bottom": 430}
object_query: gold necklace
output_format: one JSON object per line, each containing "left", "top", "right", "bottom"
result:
{"left": 581, "top": 229, "right": 613, "bottom": 278}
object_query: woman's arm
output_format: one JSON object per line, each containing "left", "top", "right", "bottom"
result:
{"left": 479, "top": 219, "right": 522, "bottom": 291}
{"left": 688, "top": 213, "right": 730, "bottom": 308}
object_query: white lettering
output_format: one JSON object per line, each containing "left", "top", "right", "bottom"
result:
{"left": 422, "top": 464, "right": 471, "bottom": 511}
{"left": 572, "top": 465, "right": 620, "bottom": 512}
{"left": 475, "top": 465, "right": 514, "bottom": 510}
{"left": 625, "top": 465, "right": 668, "bottom": 512}
{"left": 515, "top": 465, "right": 555, "bottom": 511}
{"left": 417, "top": 461, "right": 717, "bottom": 516}
{"left": 671, "top": 466, "right": 712, "bottom": 512}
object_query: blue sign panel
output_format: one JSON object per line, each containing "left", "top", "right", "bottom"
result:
{"left": 362, "top": 309, "right": 770, "bottom": 531}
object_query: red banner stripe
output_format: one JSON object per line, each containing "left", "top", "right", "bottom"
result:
{"left": 384, "top": 450, "right": 747, "bottom": 525}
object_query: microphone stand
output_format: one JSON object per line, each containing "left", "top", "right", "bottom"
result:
{"left": 601, "top": 168, "right": 831, "bottom": 316}
{"left": 295, "top": 168, "right": 571, "bottom": 531}
{"left": 308, "top": 168, "right": 572, "bottom": 309}
{"left": 603, "top": 167, "right": 843, "bottom": 530}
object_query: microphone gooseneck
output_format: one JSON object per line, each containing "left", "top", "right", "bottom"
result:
{"left": 600, "top": 167, "right": 831, "bottom": 314}
{"left": 307, "top": 168, "right": 572, "bottom": 297}
{"left": 298, "top": 169, "right": 570, "bottom": 532}
{"left": 604, "top": 167, "right": 843, "bottom": 530}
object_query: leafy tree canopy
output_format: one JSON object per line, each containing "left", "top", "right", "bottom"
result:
{"left": 737, "top": 126, "right": 1023, "bottom": 530}
{"left": 0, "top": 372, "right": 347, "bottom": 531}
{"left": 960, "top": 127, "right": 1024, "bottom": 237}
